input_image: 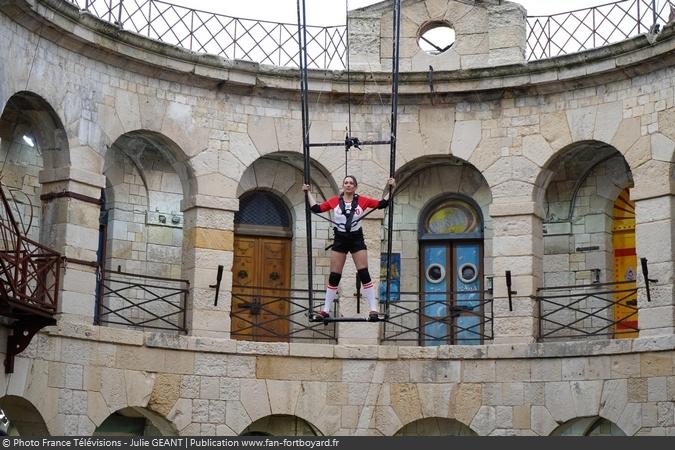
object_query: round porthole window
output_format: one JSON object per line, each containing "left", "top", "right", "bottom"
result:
{"left": 458, "top": 263, "right": 478, "bottom": 284}
{"left": 418, "top": 21, "right": 456, "bottom": 55}
{"left": 425, "top": 263, "right": 446, "bottom": 284}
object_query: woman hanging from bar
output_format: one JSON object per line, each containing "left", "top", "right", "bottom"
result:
{"left": 302, "top": 175, "right": 396, "bottom": 321}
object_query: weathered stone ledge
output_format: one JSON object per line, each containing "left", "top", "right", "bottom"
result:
{"left": 4, "top": 0, "right": 675, "bottom": 98}
{"left": 44, "top": 323, "right": 675, "bottom": 360}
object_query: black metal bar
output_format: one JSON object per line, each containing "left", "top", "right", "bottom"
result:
{"left": 297, "top": 0, "right": 314, "bottom": 315}
{"left": 210, "top": 264, "right": 224, "bottom": 306}
{"left": 384, "top": 0, "right": 401, "bottom": 320}
{"left": 505, "top": 270, "right": 513, "bottom": 311}
{"left": 640, "top": 257, "right": 658, "bottom": 302}
{"left": 309, "top": 140, "right": 391, "bottom": 148}
{"left": 355, "top": 274, "right": 361, "bottom": 314}
{"left": 537, "top": 279, "right": 637, "bottom": 292}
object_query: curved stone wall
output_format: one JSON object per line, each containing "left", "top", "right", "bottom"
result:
{"left": 0, "top": 0, "right": 673, "bottom": 436}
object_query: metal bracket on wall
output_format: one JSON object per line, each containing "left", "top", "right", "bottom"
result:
{"left": 640, "top": 257, "right": 658, "bottom": 302}
{"left": 506, "top": 270, "right": 517, "bottom": 312}
{"left": 210, "top": 265, "right": 224, "bottom": 306}
{"left": 5, "top": 317, "right": 56, "bottom": 373}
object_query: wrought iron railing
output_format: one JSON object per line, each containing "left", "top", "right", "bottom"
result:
{"left": 67, "top": 0, "right": 346, "bottom": 69}
{"left": 97, "top": 267, "right": 188, "bottom": 332}
{"left": 534, "top": 280, "right": 639, "bottom": 341}
{"left": 527, "top": 0, "right": 674, "bottom": 60}
{"left": 381, "top": 290, "right": 493, "bottom": 345}
{"left": 0, "top": 185, "right": 60, "bottom": 315}
{"left": 64, "top": 0, "right": 675, "bottom": 67}
{"left": 231, "top": 285, "right": 336, "bottom": 343}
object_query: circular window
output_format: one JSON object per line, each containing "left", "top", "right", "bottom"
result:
{"left": 425, "top": 263, "right": 446, "bottom": 284}
{"left": 418, "top": 21, "right": 456, "bottom": 55}
{"left": 458, "top": 263, "right": 478, "bottom": 284}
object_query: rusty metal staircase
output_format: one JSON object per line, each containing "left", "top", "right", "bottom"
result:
{"left": 0, "top": 182, "right": 60, "bottom": 373}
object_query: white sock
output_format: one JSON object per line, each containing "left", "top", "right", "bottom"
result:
{"left": 323, "top": 284, "right": 338, "bottom": 313}
{"left": 362, "top": 282, "right": 378, "bottom": 312}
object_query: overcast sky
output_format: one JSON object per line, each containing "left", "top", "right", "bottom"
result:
{"left": 163, "top": 1, "right": 616, "bottom": 25}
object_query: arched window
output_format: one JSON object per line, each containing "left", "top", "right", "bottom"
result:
{"left": 420, "top": 196, "right": 483, "bottom": 240}
{"left": 235, "top": 191, "right": 292, "bottom": 237}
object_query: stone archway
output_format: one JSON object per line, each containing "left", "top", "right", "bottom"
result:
{"left": 94, "top": 407, "right": 177, "bottom": 436}
{"left": 240, "top": 415, "right": 321, "bottom": 436}
{"left": 0, "top": 395, "right": 49, "bottom": 436}
{"left": 395, "top": 417, "right": 476, "bottom": 436}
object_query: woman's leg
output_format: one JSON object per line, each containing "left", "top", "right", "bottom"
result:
{"left": 352, "top": 250, "right": 378, "bottom": 313}
{"left": 322, "top": 250, "right": 347, "bottom": 315}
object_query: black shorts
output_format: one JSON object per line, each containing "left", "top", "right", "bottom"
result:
{"left": 331, "top": 229, "right": 367, "bottom": 254}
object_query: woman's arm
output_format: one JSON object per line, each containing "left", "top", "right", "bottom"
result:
{"left": 302, "top": 184, "right": 318, "bottom": 207}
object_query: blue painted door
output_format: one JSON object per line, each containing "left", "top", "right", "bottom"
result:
{"left": 421, "top": 241, "right": 482, "bottom": 345}
{"left": 422, "top": 244, "right": 448, "bottom": 346}
{"left": 454, "top": 242, "right": 482, "bottom": 344}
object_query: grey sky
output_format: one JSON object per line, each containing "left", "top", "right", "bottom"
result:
{"left": 165, "top": 1, "right": 615, "bottom": 25}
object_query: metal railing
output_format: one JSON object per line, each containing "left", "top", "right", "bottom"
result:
{"left": 230, "top": 285, "right": 336, "bottom": 343}
{"left": 0, "top": 185, "right": 60, "bottom": 315}
{"left": 382, "top": 290, "right": 493, "bottom": 345}
{"left": 527, "top": 0, "right": 674, "bottom": 60}
{"left": 534, "top": 280, "right": 639, "bottom": 341}
{"left": 68, "top": 0, "right": 346, "bottom": 69}
{"left": 97, "top": 267, "right": 188, "bottom": 332}
{"left": 64, "top": 0, "right": 675, "bottom": 67}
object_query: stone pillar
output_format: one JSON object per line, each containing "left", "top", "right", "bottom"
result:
{"left": 39, "top": 167, "right": 105, "bottom": 324}
{"left": 634, "top": 194, "right": 675, "bottom": 336}
{"left": 182, "top": 198, "right": 236, "bottom": 337}
{"left": 490, "top": 203, "right": 544, "bottom": 343}
{"left": 338, "top": 215, "right": 382, "bottom": 345}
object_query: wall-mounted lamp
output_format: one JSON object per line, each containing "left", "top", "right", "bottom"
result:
{"left": 486, "top": 276, "right": 493, "bottom": 293}
{"left": 590, "top": 268, "right": 601, "bottom": 284}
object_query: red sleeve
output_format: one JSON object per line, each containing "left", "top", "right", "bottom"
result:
{"left": 318, "top": 196, "right": 339, "bottom": 213}
{"left": 358, "top": 195, "right": 381, "bottom": 210}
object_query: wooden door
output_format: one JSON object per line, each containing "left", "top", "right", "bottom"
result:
{"left": 612, "top": 188, "right": 638, "bottom": 338}
{"left": 231, "top": 236, "right": 291, "bottom": 341}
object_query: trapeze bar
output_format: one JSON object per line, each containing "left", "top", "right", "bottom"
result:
{"left": 309, "top": 314, "right": 388, "bottom": 323}
{"left": 308, "top": 140, "right": 391, "bottom": 148}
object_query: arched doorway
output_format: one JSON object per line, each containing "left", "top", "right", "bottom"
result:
{"left": 395, "top": 418, "right": 476, "bottom": 436}
{"left": 0, "top": 396, "right": 49, "bottom": 436}
{"left": 94, "top": 407, "right": 176, "bottom": 436}
{"left": 240, "top": 415, "right": 320, "bottom": 436}
{"left": 419, "top": 195, "right": 484, "bottom": 346}
{"left": 231, "top": 190, "right": 292, "bottom": 342}
{"left": 551, "top": 417, "right": 626, "bottom": 436}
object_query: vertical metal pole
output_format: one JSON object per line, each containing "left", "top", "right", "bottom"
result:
{"left": 536, "top": 291, "right": 541, "bottom": 341}
{"left": 652, "top": 0, "right": 658, "bottom": 28}
{"left": 384, "top": 0, "right": 401, "bottom": 319}
{"left": 117, "top": 0, "right": 123, "bottom": 27}
{"left": 638, "top": 0, "right": 642, "bottom": 34}
{"left": 234, "top": 20, "right": 238, "bottom": 60}
{"left": 592, "top": 7, "right": 596, "bottom": 48}
{"left": 297, "top": 0, "right": 314, "bottom": 314}
{"left": 148, "top": 1, "right": 152, "bottom": 38}
{"left": 190, "top": 10, "right": 194, "bottom": 51}
{"left": 547, "top": 18, "right": 551, "bottom": 58}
